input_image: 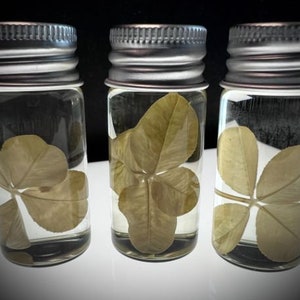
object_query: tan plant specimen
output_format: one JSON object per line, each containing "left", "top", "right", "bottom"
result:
{"left": 213, "top": 126, "right": 300, "bottom": 262}
{"left": 110, "top": 93, "right": 200, "bottom": 254}
{"left": 0, "top": 135, "right": 88, "bottom": 250}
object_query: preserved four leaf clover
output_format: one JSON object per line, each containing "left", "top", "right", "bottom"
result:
{"left": 0, "top": 135, "right": 88, "bottom": 250}
{"left": 213, "top": 126, "right": 300, "bottom": 262}
{"left": 111, "top": 92, "right": 200, "bottom": 254}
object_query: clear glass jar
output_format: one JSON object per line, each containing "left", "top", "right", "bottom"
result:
{"left": 0, "top": 22, "right": 90, "bottom": 266}
{"left": 213, "top": 22, "right": 300, "bottom": 271}
{"left": 105, "top": 24, "right": 208, "bottom": 261}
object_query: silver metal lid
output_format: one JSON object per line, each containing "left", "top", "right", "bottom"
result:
{"left": 221, "top": 22, "right": 300, "bottom": 89}
{"left": 0, "top": 21, "right": 82, "bottom": 87}
{"left": 105, "top": 24, "right": 208, "bottom": 90}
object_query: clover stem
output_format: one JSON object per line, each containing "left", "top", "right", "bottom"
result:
{"left": 249, "top": 195, "right": 258, "bottom": 208}
{"left": 215, "top": 188, "right": 252, "bottom": 204}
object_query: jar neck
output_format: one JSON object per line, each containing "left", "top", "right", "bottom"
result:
{"left": 223, "top": 53, "right": 300, "bottom": 89}
{"left": 0, "top": 55, "right": 81, "bottom": 87}
{"left": 105, "top": 80, "right": 208, "bottom": 91}
{"left": 106, "top": 24, "right": 207, "bottom": 89}
{"left": 224, "top": 23, "right": 300, "bottom": 89}
{"left": 0, "top": 22, "right": 80, "bottom": 87}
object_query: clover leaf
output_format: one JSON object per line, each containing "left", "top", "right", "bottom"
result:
{"left": 213, "top": 126, "right": 300, "bottom": 262}
{"left": 111, "top": 92, "right": 200, "bottom": 254}
{"left": 0, "top": 135, "right": 88, "bottom": 250}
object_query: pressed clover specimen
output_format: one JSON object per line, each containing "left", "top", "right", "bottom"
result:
{"left": 110, "top": 92, "right": 200, "bottom": 254}
{"left": 0, "top": 135, "right": 88, "bottom": 250}
{"left": 213, "top": 126, "right": 300, "bottom": 262}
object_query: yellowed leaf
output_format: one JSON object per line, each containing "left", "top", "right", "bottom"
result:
{"left": 257, "top": 204, "right": 300, "bottom": 262}
{"left": 119, "top": 182, "right": 177, "bottom": 254}
{"left": 110, "top": 129, "right": 141, "bottom": 173}
{"left": 109, "top": 131, "right": 139, "bottom": 194}
{"left": 216, "top": 126, "right": 300, "bottom": 263}
{"left": 151, "top": 167, "right": 200, "bottom": 216}
{"left": 0, "top": 199, "right": 30, "bottom": 249}
{"left": 217, "top": 126, "right": 258, "bottom": 196}
{"left": 0, "top": 172, "right": 6, "bottom": 187}
{"left": 0, "top": 135, "right": 89, "bottom": 249}
{"left": 0, "top": 152, "right": 9, "bottom": 187}
{"left": 110, "top": 159, "right": 139, "bottom": 195}
{"left": 110, "top": 93, "right": 200, "bottom": 254}
{"left": 21, "top": 170, "right": 88, "bottom": 232}
{"left": 131, "top": 92, "right": 199, "bottom": 174}
{"left": 1, "top": 135, "right": 68, "bottom": 189}
{"left": 212, "top": 203, "right": 250, "bottom": 255}
{"left": 257, "top": 145, "right": 300, "bottom": 203}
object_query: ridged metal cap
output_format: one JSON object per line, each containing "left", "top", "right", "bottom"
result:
{"left": 0, "top": 21, "right": 82, "bottom": 88}
{"left": 222, "top": 22, "right": 300, "bottom": 89}
{"left": 105, "top": 24, "right": 208, "bottom": 90}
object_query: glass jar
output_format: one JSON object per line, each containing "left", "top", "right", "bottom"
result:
{"left": 105, "top": 24, "right": 208, "bottom": 261}
{"left": 212, "top": 22, "right": 300, "bottom": 271}
{"left": 0, "top": 22, "right": 90, "bottom": 266}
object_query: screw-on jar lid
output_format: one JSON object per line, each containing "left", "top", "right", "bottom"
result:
{"left": 0, "top": 21, "right": 82, "bottom": 88}
{"left": 105, "top": 24, "right": 208, "bottom": 90}
{"left": 221, "top": 22, "right": 300, "bottom": 89}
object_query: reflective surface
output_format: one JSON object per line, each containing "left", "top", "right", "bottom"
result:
{"left": 0, "top": 149, "right": 299, "bottom": 300}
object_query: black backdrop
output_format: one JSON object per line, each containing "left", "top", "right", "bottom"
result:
{"left": 0, "top": 0, "right": 299, "bottom": 162}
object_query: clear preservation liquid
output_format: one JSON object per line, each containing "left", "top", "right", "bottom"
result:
{"left": 108, "top": 90, "right": 206, "bottom": 261}
{"left": 0, "top": 88, "right": 90, "bottom": 266}
{"left": 213, "top": 90, "right": 300, "bottom": 271}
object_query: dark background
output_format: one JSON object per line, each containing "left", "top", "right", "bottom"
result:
{"left": 0, "top": 0, "right": 299, "bottom": 162}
